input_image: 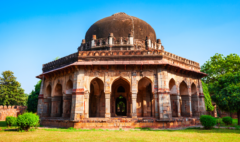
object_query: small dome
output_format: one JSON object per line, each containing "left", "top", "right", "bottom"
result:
{"left": 85, "top": 12, "right": 156, "bottom": 43}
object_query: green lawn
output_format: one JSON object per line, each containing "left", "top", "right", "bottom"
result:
{"left": 0, "top": 121, "right": 240, "bottom": 142}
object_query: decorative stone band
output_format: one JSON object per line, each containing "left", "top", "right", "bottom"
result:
{"left": 158, "top": 88, "right": 170, "bottom": 94}
{"left": 72, "top": 89, "right": 84, "bottom": 95}
{"left": 38, "top": 94, "right": 44, "bottom": 99}
{"left": 199, "top": 93, "right": 205, "bottom": 98}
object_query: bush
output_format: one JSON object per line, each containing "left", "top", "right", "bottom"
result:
{"left": 17, "top": 112, "right": 39, "bottom": 131}
{"left": 222, "top": 116, "right": 233, "bottom": 125}
{"left": 200, "top": 115, "right": 216, "bottom": 129}
{"left": 6, "top": 116, "right": 16, "bottom": 127}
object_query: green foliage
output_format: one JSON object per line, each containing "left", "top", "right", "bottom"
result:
{"left": 201, "top": 81, "right": 214, "bottom": 111}
{"left": 211, "top": 72, "right": 240, "bottom": 113}
{"left": 54, "top": 56, "right": 60, "bottom": 60}
{"left": 17, "top": 112, "right": 39, "bottom": 131}
{"left": 27, "top": 80, "right": 41, "bottom": 112}
{"left": 6, "top": 116, "right": 16, "bottom": 127}
{"left": 201, "top": 53, "right": 240, "bottom": 125}
{"left": 0, "top": 70, "right": 27, "bottom": 106}
{"left": 200, "top": 115, "right": 216, "bottom": 129}
{"left": 222, "top": 116, "right": 233, "bottom": 125}
{"left": 201, "top": 53, "right": 240, "bottom": 93}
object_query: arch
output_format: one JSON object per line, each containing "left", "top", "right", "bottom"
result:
{"left": 117, "top": 86, "right": 125, "bottom": 92}
{"left": 55, "top": 83, "right": 63, "bottom": 96}
{"left": 169, "top": 78, "right": 178, "bottom": 117}
{"left": 66, "top": 79, "right": 73, "bottom": 95}
{"left": 111, "top": 76, "right": 131, "bottom": 90}
{"left": 137, "top": 77, "right": 154, "bottom": 117}
{"left": 169, "top": 78, "right": 177, "bottom": 95}
{"left": 179, "top": 81, "right": 190, "bottom": 117}
{"left": 191, "top": 83, "right": 197, "bottom": 96}
{"left": 180, "top": 81, "right": 188, "bottom": 95}
{"left": 89, "top": 77, "right": 104, "bottom": 91}
{"left": 52, "top": 83, "right": 63, "bottom": 117}
{"left": 46, "top": 85, "right": 52, "bottom": 97}
{"left": 111, "top": 77, "right": 131, "bottom": 117}
{"left": 191, "top": 83, "right": 198, "bottom": 116}
{"left": 89, "top": 77, "right": 105, "bottom": 117}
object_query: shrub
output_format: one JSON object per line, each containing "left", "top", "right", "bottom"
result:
{"left": 6, "top": 116, "right": 16, "bottom": 127}
{"left": 200, "top": 115, "right": 216, "bottom": 129}
{"left": 17, "top": 112, "right": 39, "bottom": 131}
{"left": 222, "top": 116, "right": 233, "bottom": 125}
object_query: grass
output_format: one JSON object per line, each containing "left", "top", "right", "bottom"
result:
{"left": 0, "top": 121, "right": 240, "bottom": 142}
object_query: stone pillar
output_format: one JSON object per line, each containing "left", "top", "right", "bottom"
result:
{"left": 42, "top": 98, "right": 51, "bottom": 117}
{"left": 189, "top": 95, "right": 192, "bottom": 117}
{"left": 154, "top": 93, "right": 159, "bottom": 118}
{"left": 176, "top": 95, "right": 181, "bottom": 117}
{"left": 131, "top": 93, "right": 137, "bottom": 118}
{"left": 70, "top": 69, "right": 85, "bottom": 120}
{"left": 131, "top": 72, "right": 138, "bottom": 118}
{"left": 198, "top": 80, "right": 206, "bottom": 115}
{"left": 157, "top": 68, "right": 172, "bottom": 120}
{"left": 84, "top": 92, "right": 89, "bottom": 118}
{"left": 105, "top": 93, "right": 111, "bottom": 118}
{"left": 37, "top": 77, "right": 44, "bottom": 117}
{"left": 191, "top": 94, "right": 199, "bottom": 117}
{"left": 62, "top": 94, "right": 72, "bottom": 118}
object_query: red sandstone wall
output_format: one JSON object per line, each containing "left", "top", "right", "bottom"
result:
{"left": 0, "top": 106, "right": 27, "bottom": 121}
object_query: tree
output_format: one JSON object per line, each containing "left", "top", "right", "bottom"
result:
{"left": 27, "top": 80, "right": 41, "bottom": 112}
{"left": 201, "top": 53, "right": 240, "bottom": 93}
{"left": 211, "top": 72, "right": 240, "bottom": 125}
{"left": 0, "top": 71, "right": 27, "bottom": 106}
{"left": 202, "top": 81, "right": 214, "bottom": 111}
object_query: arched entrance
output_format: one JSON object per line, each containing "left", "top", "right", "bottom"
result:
{"left": 89, "top": 78, "right": 105, "bottom": 117}
{"left": 111, "top": 77, "right": 130, "bottom": 117}
{"left": 179, "top": 81, "right": 190, "bottom": 117}
{"left": 137, "top": 77, "right": 154, "bottom": 117}
{"left": 62, "top": 80, "right": 73, "bottom": 118}
{"left": 191, "top": 83, "right": 198, "bottom": 116}
{"left": 51, "top": 83, "right": 63, "bottom": 117}
{"left": 169, "top": 78, "right": 178, "bottom": 117}
{"left": 115, "top": 95, "right": 127, "bottom": 116}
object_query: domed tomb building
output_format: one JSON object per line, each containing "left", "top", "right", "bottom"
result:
{"left": 37, "top": 13, "right": 207, "bottom": 128}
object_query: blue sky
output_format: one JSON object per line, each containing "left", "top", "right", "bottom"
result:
{"left": 0, "top": 0, "right": 239, "bottom": 94}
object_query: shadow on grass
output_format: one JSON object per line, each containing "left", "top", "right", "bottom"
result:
{"left": 0, "top": 121, "right": 18, "bottom": 132}
{"left": 133, "top": 127, "right": 240, "bottom": 134}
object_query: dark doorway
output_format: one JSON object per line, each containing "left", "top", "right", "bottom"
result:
{"left": 115, "top": 95, "right": 127, "bottom": 116}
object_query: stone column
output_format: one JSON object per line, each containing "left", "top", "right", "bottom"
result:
{"left": 62, "top": 94, "right": 72, "bottom": 118}
{"left": 84, "top": 92, "right": 89, "bottom": 118}
{"left": 131, "top": 93, "right": 137, "bottom": 118}
{"left": 154, "top": 93, "right": 159, "bottom": 118}
{"left": 105, "top": 93, "right": 111, "bottom": 118}
{"left": 42, "top": 97, "right": 51, "bottom": 117}
{"left": 157, "top": 68, "right": 172, "bottom": 120}
{"left": 131, "top": 72, "right": 137, "bottom": 118}
{"left": 189, "top": 95, "right": 192, "bottom": 117}
{"left": 198, "top": 80, "right": 206, "bottom": 115}
{"left": 37, "top": 77, "right": 44, "bottom": 117}
{"left": 70, "top": 69, "right": 85, "bottom": 120}
{"left": 191, "top": 94, "right": 199, "bottom": 117}
{"left": 176, "top": 95, "right": 181, "bottom": 117}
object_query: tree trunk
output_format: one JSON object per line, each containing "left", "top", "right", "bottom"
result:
{"left": 238, "top": 109, "right": 240, "bottom": 126}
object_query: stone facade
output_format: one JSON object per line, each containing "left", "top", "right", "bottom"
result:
{"left": 0, "top": 106, "right": 27, "bottom": 121}
{"left": 36, "top": 13, "right": 207, "bottom": 128}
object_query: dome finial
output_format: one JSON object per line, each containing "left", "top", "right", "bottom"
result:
{"left": 112, "top": 12, "right": 127, "bottom": 16}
